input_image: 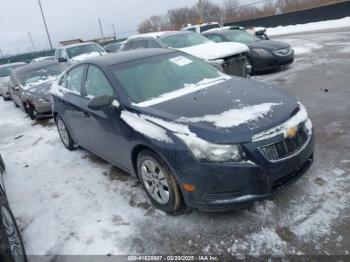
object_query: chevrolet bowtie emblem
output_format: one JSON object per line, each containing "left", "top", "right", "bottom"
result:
{"left": 287, "top": 127, "right": 297, "bottom": 138}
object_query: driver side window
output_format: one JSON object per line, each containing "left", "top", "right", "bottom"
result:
{"left": 85, "top": 65, "right": 114, "bottom": 98}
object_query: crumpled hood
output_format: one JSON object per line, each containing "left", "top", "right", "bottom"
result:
{"left": 26, "top": 80, "right": 56, "bottom": 101}
{"left": 131, "top": 78, "right": 299, "bottom": 144}
{"left": 177, "top": 42, "right": 249, "bottom": 60}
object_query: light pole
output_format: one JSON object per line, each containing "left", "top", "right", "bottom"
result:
{"left": 38, "top": 0, "right": 53, "bottom": 50}
{"left": 98, "top": 18, "right": 104, "bottom": 38}
{"left": 112, "top": 24, "right": 116, "bottom": 38}
{"left": 28, "top": 32, "right": 36, "bottom": 51}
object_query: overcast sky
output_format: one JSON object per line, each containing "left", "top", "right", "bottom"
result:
{"left": 0, "top": 0, "right": 258, "bottom": 55}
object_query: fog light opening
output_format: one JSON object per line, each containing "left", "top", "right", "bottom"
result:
{"left": 182, "top": 183, "right": 196, "bottom": 192}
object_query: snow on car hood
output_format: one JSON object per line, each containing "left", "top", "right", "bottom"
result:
{"left": 177, "top": 42, "right": 249, "bottom": 60}
{"left": 71, "top": 52, "right": 105, "bottom": 62}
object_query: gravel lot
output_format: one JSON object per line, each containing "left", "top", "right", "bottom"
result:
{"left": 0, "top": 29, "right": 349, "bottom": 257}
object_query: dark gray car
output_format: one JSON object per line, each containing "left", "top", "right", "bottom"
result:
{"left": 203, "top": 29, "right": 294, "bottom": 73}
{"left": 9, "top": 61, "right": 67, "bottom": 119}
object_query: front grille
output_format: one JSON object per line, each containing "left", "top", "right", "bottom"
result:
{"left": 258, "top": 123, "right": 309, "bottom": 161}
{"left": 222, "top": 54, "right": 247, "bottom": 77}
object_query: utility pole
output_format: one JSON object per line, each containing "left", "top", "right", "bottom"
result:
{"left": 38, "top": 0, "right": 53, "bottom": 50}
{"left": 0, "top": 49, "right": 3, "bottom": 57}
{"left": 112, "top": 24, "right": 117, "bottom": 38}
{"left": 98, "top": 18, "right": 104, "bottom": 38}
{"left": 28, "top": 32, "right": 36, "bottom": 51}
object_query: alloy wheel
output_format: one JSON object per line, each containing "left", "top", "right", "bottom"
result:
{"left": 141, "top": 159, "right": 170, "bottom": 204}
{"left": 57, "top": 118, "right": 69, "bottom": 147}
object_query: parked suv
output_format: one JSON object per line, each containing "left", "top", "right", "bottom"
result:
{"left": 182, "top": 22, "right": 221, "bottom": 33}
{"left": 51, "top": 49, "right": 314, "bottom": 213}
{"left": 121, "top": 31, "right": 251, "bottom": 77}
{"left": 55, "top": 42, "right": 107, "bottom": 64}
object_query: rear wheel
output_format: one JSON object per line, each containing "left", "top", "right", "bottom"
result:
{"left": 0, "top": 199, "right": 27, "bottom": 262}
{"left": 137, "top": 150, "right": 183, "bottom": 213}
{"left": 56, "top": 116, "right": 75, "bottom": 151}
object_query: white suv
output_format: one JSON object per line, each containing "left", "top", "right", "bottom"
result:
{"left": 55, "top": 42, "right": 107, "bottom": 64}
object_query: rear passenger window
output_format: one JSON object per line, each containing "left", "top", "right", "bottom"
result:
{"left": 85, "top": 65, "right": 114, "bottom": 97}
{"left": 66, "top": 66, "right": 84, "bottom": 93}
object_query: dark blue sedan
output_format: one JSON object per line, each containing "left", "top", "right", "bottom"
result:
{"left": 51, "top": 48, "right": 314, "bottom": 213}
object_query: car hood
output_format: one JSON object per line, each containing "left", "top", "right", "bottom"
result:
{"left": 177, "top": 42, "right": 249, "bottom": 60}
{"left": 248, "top": 40, "right": 290, "bottom": 51}
{"left": 130, "top": 78, "right": 299, "bottom": 144}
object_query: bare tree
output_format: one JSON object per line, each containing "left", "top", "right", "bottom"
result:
{"left": 224, "top": 0, "right": 239, "bottom": 22}
{"left": 138, "top": 19, "right": 154, "bottom": 34}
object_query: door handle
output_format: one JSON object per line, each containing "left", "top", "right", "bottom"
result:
{"left": 84, "top": 112, "right": 91, "bottom": 118}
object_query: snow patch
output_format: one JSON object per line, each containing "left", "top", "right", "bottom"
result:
{"left": 266, "top": 17, "right": 350, "bottom": 36}
{"left": 71, "top": 52, "right": 103, "bottom": 62}
{"left": 252, "top": 103, "right": 310, "bottom": 142}
{"left": 120, "top": 111, "right": 173, "bottom": 143}
{"left": 178, "top": 102, "right": 281, "bottom": 128}
{"left": 136, "top": 74, "right": 231, "bottom": 107}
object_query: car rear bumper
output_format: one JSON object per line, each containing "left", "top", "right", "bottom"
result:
{"left": 175, "top": 131, "right": 314, "bottom": 212}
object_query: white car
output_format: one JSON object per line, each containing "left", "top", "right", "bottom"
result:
{"left": 0, "top": 62, "right": 26, "bottom": 101}
{"left": 54, "top": 42, "right": 107, "bottom": 64}
{"left": 121, "top": 31, "right": 251, "bottom": 77}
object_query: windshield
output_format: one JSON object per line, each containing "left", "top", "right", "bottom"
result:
{"left": 112, "top": 53, "right": 224, "bottom": 104}
{"left": 0, "top": 64, "right": 24, "bottom": 77}
{"left": 162, "top": 33, "right": 210, "bottom": 48}
{"left": 19, "top": 63, "right": 67, "bottom": 87}
{"left": 224, "top": 30, "right": 259, "bottom": 44}
{"left": 66, "top": 44, "right": 104, "bottom": 59}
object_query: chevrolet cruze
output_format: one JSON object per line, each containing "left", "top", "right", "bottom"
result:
{"left": 51, "top": 49, "right": 314, "bottom": 213}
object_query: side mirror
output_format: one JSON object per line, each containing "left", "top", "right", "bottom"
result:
{"left": 58, "top": 57, "right": 68, "bottom": 63}
{"left": 87, "top": 95, "right": 117, "bottom": 111}
{"left": 14, "top": 86, "right": 19, "bottom": 91}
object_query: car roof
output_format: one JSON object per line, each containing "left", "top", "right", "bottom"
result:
{"left": 82, "top": 48, "right": 177, "bottom": 66}
{"left": 12, "top": 60, "right": 61, "bottom": 75}
{"left": 128, "top": 31, "right": 192, "bottom": 41}
{"left": 0, "top": 62, "right": 26, "bottom": 68}
{"left": 57, "top": 42, "right": 99, "bottom": 49}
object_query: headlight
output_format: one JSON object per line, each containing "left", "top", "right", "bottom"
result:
{"left": 252, "top": 48, "right": 271, "bottom": 57}
{"left": 273, "top": 48, "right": 292, "bottom": 56}
{"left": 175, "top": 133, "right": 243, "bottom": 162}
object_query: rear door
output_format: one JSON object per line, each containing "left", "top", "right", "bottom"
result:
{"left": 57, "top": 65, "right": 88, "bottom": 146}
{"left": 80, "top": 64, "right": 130, "bottom": 169}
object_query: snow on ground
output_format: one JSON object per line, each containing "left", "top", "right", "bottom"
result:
{"left": 266, "top": 16, "right": 350, "bottom": 36}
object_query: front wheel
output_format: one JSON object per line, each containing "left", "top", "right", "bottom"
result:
{"left": 137, "top": 150, "right": 183, "bottom": 213}
{"left": 56, "top": 116, "right": 75, "bottom": 151}
{"left": 0, "top": 200, "right": 27, "bottom": 262}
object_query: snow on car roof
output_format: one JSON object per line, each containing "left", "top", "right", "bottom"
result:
{"left": 127, "top": 31, "right": 173, "bottom": 40}
{"left": 0, "top": 62, "right": 27, "bottom": 68}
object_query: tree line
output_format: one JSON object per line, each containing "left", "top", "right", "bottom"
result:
{"left": 138, "top": 0, "right": 344, "bottom": 33}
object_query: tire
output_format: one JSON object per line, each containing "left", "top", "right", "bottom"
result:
{"left": 137, "top": 150, "right": 183, "bottom": 213}
{"left": 56, "top": 115, "right": 75, "bottom": 151}
{"left": 0, "top": 199, "right": 27, "bottom": 262}
{"left": 24, "top": 104, "right": 35, "bottom": 120}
